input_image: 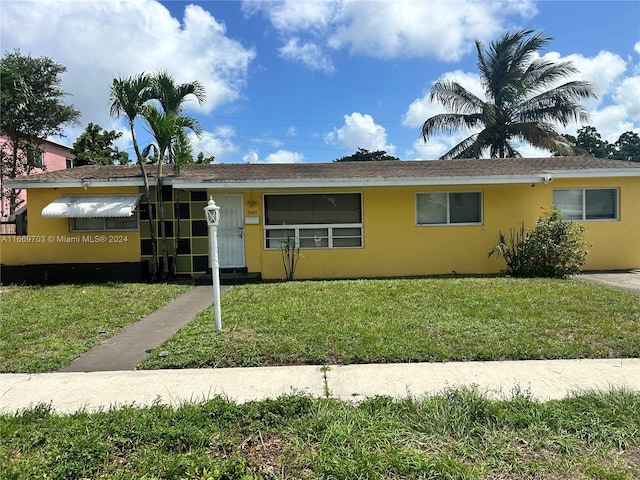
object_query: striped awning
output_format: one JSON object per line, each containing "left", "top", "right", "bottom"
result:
{"left": 41, "top": 194, "right": 142, "bottom": 218}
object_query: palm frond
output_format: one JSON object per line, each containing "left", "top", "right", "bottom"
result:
{"left": 421, "top": 113, "right": 483, "bottom": 141}
{"left": 430, "top": 81, "right": 485, "bottom": 114}
{"left": 152, "top": 70, "right": 206, "bottom": 114}
{"left": 441, "top": 133, "right": 482, "bottom": 159}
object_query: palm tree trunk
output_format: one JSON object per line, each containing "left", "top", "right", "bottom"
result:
{"left": 130, "top": 120, "right": 158, "bottom": 280}
{"left": 156, "top": 176, "right": 169, "bottom": 281}
{"left": 172, "top": 189, "right": 182, "bottom": 277}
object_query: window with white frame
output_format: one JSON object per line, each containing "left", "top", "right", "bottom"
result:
{"left": 416, "top": 191, "right": 482, "bottom": 225}
{"left": 264, "top": 193, "right": 362, "bottom": 249}
{"left": 70, "top": 215, "right": 139, "bottom": 232}
{"left": 553, "top": 188, "right": 618, "bottom": 220}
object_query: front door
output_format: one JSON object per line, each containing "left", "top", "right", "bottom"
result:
{"left": 214, "top": 194, "right": 245, "bottom": 268}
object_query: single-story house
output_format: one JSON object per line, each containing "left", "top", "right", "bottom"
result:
{"left": 1, "top": 156, "right": 639, "bottom": 284}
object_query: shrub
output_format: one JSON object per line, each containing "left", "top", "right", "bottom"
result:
{"left": 489, "top": 207, "right": 589, "bottom": 278}
{"left": 280, "top": 236, "right": 300, "bottom": 281}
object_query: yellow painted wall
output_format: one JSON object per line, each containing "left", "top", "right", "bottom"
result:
{"left": 209, "top": 177, "right": 640, "bottom": 280}
{"left": 2, "top": 178, "right": 638, "bottom": 279}
{"left": 0, "top": 187, "right": 141, "bottom": 266}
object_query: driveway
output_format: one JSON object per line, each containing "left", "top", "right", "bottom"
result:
{"left": 575, "top": 270, "right": 640, "bottom": 295}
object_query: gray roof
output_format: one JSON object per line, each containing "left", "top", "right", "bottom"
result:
{"left": 6, "top": 156, "right": 640, "bottom": 189}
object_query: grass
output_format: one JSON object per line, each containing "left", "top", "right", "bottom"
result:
{"left": 0, "top": 282, "right": 191, "bottom": 373}
{"left": 1, "top": 388, "right": 639, "bottom": 479}
{"left": 140, "top": 277, "right": 640, "bottom": 369}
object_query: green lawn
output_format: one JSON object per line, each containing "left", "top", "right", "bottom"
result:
{"left": 140, "top": 277, "right": 640, "bottom": 369}
{"left": 0, "top": 283, "right": 191, "bottom": 373}
{"left": 2, "top": 388, "right": 639, "bottom": 479}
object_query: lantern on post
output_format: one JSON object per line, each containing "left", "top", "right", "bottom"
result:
{"left": 204, "top": 196, "right": 222, "bottom": 331}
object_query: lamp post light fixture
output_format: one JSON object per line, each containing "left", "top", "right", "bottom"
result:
{"left": 204, "top": 196, "right": 222, "bottom": 331}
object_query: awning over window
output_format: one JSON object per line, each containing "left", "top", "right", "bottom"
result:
{"left": 41, "top": 194, "right": 142, "bottom": 218}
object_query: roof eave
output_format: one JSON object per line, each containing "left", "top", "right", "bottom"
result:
{"left": 4, "top": 178, "right": 146, "bottom": 189}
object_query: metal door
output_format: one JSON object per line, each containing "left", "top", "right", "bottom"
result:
{"left": 214, "top": 194, "right": 245, "bottom": 268}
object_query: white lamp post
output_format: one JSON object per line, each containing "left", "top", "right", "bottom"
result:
{"left": 204, "top": 196, "right": 222, "bottom": 331}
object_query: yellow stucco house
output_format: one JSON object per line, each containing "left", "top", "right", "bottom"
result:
{"left": 1, "top": 156, "right": 639, "bottom": 284}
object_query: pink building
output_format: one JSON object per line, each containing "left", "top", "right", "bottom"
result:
{"left": 1, "top": 137, "right": 74, "bottom": 225}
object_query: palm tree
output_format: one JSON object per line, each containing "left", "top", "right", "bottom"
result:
{"left": 152, "top": 70, "right": 206, "bottom": 118}
{"left": 143, "top": 106, "right": 202, "bottom": 279}
{"left": 109, "top": 74, "right": 160, "bottom": 279}
{"left": 421, "top": 30, "right": 597, "bottom": 159}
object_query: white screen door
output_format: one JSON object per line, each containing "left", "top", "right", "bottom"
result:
{"left": 213, "top": 194, "right": 245, "bottom": 268}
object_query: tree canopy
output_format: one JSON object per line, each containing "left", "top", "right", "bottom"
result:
{"left": 334, "top": 148, "right": 400, "bottom": 162}
{"left": 71, "top": 123, "right": 130, "bottom": 166}
{"left": 421, "top": 30, "right": 597, "bottom": 159}
{"left": 562, "top": 126, "right": 640, "bottom": 162}
{"left": 1, "top": 49, "right": 80, "bottom": 214}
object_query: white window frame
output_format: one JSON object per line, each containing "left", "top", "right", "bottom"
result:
{"left": 416, "top": 191, "right": 483, "bottom": 226}
{"left": 70, "top": 215, "right": 139, "bottom": 232}
{"left": 263, "top": 193, "right": 363, "bottom": 249}
{"left": 553, "top": 188, "right": 619, "bottom": 221}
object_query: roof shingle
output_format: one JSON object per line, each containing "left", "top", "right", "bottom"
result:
{"left": 6, "top": 156, "right": 640, "bottom": 188}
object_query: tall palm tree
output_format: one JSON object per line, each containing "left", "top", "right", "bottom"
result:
{"left": 109, "top": 74, "right": 160, "bottom": 279}
{"left": 143, "top": 101, "right": 203, "bottom": 280}
{"left": 421, "top": 30, "right": 597, "bottom": 159}
{"left": 147, "top": 72, "right": 205, "bottom": 279}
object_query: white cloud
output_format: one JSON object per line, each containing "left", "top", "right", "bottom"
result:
{"left": 247, "top": 0, "right": 536, "bottom": 67}
{"left": 250, "top": 135, "right": 284, "bottom": 148}
{"left": 613, "top": 76, "right": 640, "bottom": 122}
{"left": 279, "top": 38, "right": 335, "bottom": 74}
{"left": 264, "top": 150, "right": 304, "bottom": 163}
{"left": 325, "top": 113, "right": 396, "bottom": 154}
{"left": 244, "top": 0, "right": 338, "bottom": 33}
{"left": 635, "top": 42, "right": 640, "bottom": 55}
{"left": 1, "top": 0, "right": 255, "bottom": 138}
{"left": 242, "top": 149, "right": 260, "bottom": 163}
{"left": 190, "top": 126, "right": 239, "bottom": 162}
{"left": 242, "top": 149, "right": 304, "bottom": 164}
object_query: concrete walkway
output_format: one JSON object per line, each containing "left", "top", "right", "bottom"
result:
{"left": 60, "top": 285, "right": 229, "bottom": 372}
{"left": 576, "top": 270, "right": 640, "bottom": 295}
{"left": 2, "top": 359, "right": 639, "bottom": 414}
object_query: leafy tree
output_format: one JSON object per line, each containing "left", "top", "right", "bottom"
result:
{"left": 0, "top": 50, "right": 80, "bottom": 214}
{"left": 196, "top": 151, "right": 215, "bottom": 164}
{"left": 334, "top": 148, "right": 400, "bottom": 162}
{"left": 612, "top": 131, "right": 640, "bottom": 162}
{"left": 71, "top": 122, "right": 130, "bottom": 166}
{"left": 421, "top": 30, "right": 596, "bottom": 159}
{"left": 571, "top": 126, "right": 613, "bottom": 158}
{"left": 562, "top": 126, "right": 640, "bottom": 162}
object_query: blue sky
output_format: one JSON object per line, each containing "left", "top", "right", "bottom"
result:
{"left": 2, "top": 0, "right": 639, "bottom": 163}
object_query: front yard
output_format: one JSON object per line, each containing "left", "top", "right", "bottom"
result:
{"left": 2, "top": 278, "right": 639, "bottom": 478}
{"left": 1, "top": 278, "right": 638, "bottom": 373}
{"left": 140, "top": 277, "right": 640, "bottom": 370}
{"left": 0, "top": 282, "right": 190, "bottom": 373}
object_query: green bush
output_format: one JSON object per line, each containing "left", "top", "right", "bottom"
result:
{"left": 490, "top": 207, "right": 589, "bottom": 278}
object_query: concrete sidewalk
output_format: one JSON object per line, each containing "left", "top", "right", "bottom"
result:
{"left": 60, "top": 285, "right": 229, "bottom": 372}
{"left": 2, "top": 358, "right": 639, "bottom": 414}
